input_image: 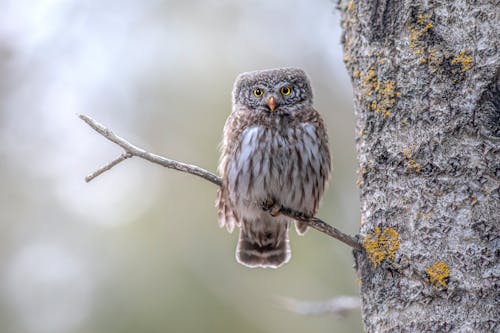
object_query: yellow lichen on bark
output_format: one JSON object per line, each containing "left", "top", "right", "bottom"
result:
{"left": 417, "top": 14, "right": 433, "bottom": 30}
{"left": 362, "top": 67, "right": 399, "bottom": 118}
{"left": 363, "top": 67, "right": 377, "bottom": 94}
{"left": 402, "top": 147, "right": 421, "bottom": 173}
{"left": 451, "top": 51, "right": 473, "bottom": 71}
{"left": 426, "top": 261, "right": 450, "bottom": 287}
{"left": 363, "top": 227, "right": 400, "bottom": 268}
{"left": 408, "top": 14, "right": 434, "bottom": 64}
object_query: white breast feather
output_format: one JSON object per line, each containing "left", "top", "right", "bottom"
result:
{"left": 228, "top": 123, "right": 325, "bottom": 220}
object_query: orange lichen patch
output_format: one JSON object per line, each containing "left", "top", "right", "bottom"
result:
{"left": 417, "top": 14, "right": 433, "bottom": 30}
{"left": 409, "top": 14, "right": 434, "bottom": 63}
{"left": 342, "top": 1, "right": 358, "bottom": 33}
{"left": 451, "top": 51, "right": 473, "bottom": 71}
{"left": 409, "top": 29, "right": 424, "bottom": 54}
{"left": 362, "top": 67, "right": 399, "bottom": 118}
{"left": 374, "top": 81, "right": 399, "bottom": 118}
{"left": 426, "top": 261, "right": 450, "bottom": 287}
{"left": 402, "top": 147, "right": 421, "bottom": 173}
{"left": 363, "top": 67, "right": 377, "bottom": 93}
{"left": 353, "top": 69, "right": 360, "bottom": 78}
{"left": 363, "top": 227, "right": 400, "bottom": 268}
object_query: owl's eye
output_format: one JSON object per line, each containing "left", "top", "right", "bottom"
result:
{"left": 280, "top": 86, "right": 292, "bottom": 95}
{"left": 253, "top": 88, "right": 264, "bottom": 97}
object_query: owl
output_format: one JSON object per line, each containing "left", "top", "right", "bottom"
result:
{"left": 216, "top": 68, "right": 331, "bottom": 268}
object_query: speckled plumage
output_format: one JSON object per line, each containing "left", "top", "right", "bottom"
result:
{"left": 216, "top": 68, "right": 331, "bottom": 268}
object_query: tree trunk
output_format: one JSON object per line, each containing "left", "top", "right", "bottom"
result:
{"left": 338, "top": 0, "right": 499, "bottom": 331}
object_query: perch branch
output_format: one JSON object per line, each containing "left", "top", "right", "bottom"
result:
{"left": 79, "top": 114, "right": 362, "bottom": 251}
{"left": 279, "top": 207, "right": 362, "bottom": 251}
{"left": 278, "top": 296, "right": 361, "bottom": 316}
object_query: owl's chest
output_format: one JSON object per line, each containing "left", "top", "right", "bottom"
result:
{"left": 227, "top": 124, "right": 321, "bottom": 201}
{"left": 236, "top": 125, "right": 293, "bottom": 172}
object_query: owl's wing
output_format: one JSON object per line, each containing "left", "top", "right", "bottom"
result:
{"left": 294, "top": 108, "right": 332, "bottom": 235}
{"left": 215, "top": 112, "right": 241, "bottom": 233}
{"left": 215, "top": 186, "right": 238, "bottom": 233}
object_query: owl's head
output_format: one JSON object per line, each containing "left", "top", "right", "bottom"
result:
{"left": 232, "top": 68, "right": 313, "bottom": 114}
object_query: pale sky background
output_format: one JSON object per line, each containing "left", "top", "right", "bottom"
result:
{"left": 0, "top": 1, "right": 361, "bottom": 332}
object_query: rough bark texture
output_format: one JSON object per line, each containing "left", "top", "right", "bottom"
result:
{"left": 338, "top": 0, "right": 499, "bottom": 332}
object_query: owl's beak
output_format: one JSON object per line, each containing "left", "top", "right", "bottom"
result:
{"left": 267, "top": 96, "right": 277, "bottom": 112}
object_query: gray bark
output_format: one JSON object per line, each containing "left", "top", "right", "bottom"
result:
{"left": 338, "top": 0, "right": 499, "bottom": 332}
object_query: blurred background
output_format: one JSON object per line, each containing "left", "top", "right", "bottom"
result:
{"left": 0, "top": 0, "right": 361, "bottom": 332}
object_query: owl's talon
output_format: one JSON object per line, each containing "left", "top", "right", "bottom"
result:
{"left": 269, "top": 204, "right": 281, "bottom": 217}
{"left": 261, "top": 199, "right": 281, "bottom": 217}
{"left": 261, "top": 199, "right": 273, "bottom": 211}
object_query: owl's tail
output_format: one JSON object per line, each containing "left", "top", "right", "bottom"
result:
{"left": 236, "top": 218, "right": 291, "bottom": 268}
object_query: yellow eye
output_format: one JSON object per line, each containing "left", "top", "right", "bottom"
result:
{"left": 253, "top": 88, "right": 264, "bottom": 97}
{"left": 280, "top": 86, "right": 291, "bottom": 95}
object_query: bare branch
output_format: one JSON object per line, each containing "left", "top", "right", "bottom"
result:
{"left": 278, "top": 296, "right": 361, "bottom": 316}
{"left": 79, "top": 114, "right": 362, "bottom": 251}
{"left": 279, "top": 206, "right": 362, "bottom": 251}
{"left": 85, "top": 152, "right": 132, "bottom": 182}
{"left": 79, "top": 114, "right": 222, "bottom": 186}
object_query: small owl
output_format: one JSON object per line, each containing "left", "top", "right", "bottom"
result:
{"left": 216, "top": 68, "right": 331, "bottom": 268}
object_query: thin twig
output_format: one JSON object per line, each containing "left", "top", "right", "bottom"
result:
{"left": 79, "top": 114, "right": 362, "bottom": 251}
{"left": 85, "top": 152, "right": 132, "bottom": 182}
{"left": 278, "top": 296, "right": 361, "bottom": 316}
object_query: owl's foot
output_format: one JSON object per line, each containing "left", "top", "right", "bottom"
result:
{"left": 261, "top": 199, "right": 282, "bottom": 217}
